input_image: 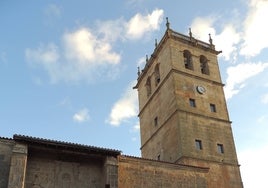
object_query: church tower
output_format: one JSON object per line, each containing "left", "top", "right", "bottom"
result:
{"left": 134, "top": 18, "right": 243, "bottom": 187}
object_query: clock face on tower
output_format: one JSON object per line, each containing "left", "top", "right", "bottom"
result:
{"left": 196, "top": 85, "right": 206, "bottom": 94}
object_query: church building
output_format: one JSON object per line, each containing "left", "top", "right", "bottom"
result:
{"left": 0, "top": 19, "right": 243, "bottom": 188}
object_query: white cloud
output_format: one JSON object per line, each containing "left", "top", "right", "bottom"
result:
{"left": 214, "top": 25, "right": 240, "bottom": 61}
{"left": 224, "top": 62, "right": 268, "bottom": 99}
{"left": 63, "top": 28, "right": 120, "bottom": 65}
{"left": 133, "top": 122, "right": 140, "bottom": 132}
{"left": 96, "top": 18, "right": 125, "bottom": 42}
{"left": 191, "top": 0, "right": 268, "bottom": 59}
{"left": 190, "top": 17, "right": 216, "bottom": 42}
{"left": 107, "top": 81, "right": 138, "bottom": 126}
{"left": 257, "top": 115, "right": 268, "bottom": 124}
{"left": 26, "top": 28, "right": 121, "bottom": 83}
{"left": 261, "top": 93, "right": 268, "bottom": 104}
{"left": 238, "top": 145, "right": 268, "bottom": 188}
{"left": 59, "top": 97, "right": 72, "bottom": 108}
{"left": 126, "top": 9, "right": 164, "bottom": 39}
{"left": 26, "top": 9, "right": 163, "bottom": 84}
{"left": 44, "top": 4, "right": 61, "bottom": 18}
{"left": 240, "top": 0, "right": 268, "bottom": 56}
{"left": 73, "top": 108, "right": 90, "bottom": 123}
{"left": 25, "top": 43, "right": 62, "bottom": 83}
{"left": 129, "top": 121, "right": 140, "bottom": 133}
{"left": 25, "top": 43, "right": 59, "bottom": 64}
{"left": 136, "top": 57, "right": 146, "bottom": 71}
{"left": 96, "top": 8, "right": 164, "bottom": 41}
{"left": 32, "top": 76, "right": 43, "bottom": 86}
{"left": 190, "top": 17, "right": 240, "bottom": 61}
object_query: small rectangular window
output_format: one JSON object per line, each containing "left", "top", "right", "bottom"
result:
{"left": 189, "top": 98, "right": 196, "bottom": 107}
{"left": 217, "top": 144, "right": 224, "bottom": 154}
{"left": 210, "top": 103, "right": 216, "bottom": 112}
{"left": 195, "top": 140, "right": 202, "bottom": 150}
{"left": 154, "top": 117, "right": 158, "bottom": 126}
{"left": 157, "top": 154, "right": 160, "bottom": 160}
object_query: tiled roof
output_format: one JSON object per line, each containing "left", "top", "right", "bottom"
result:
{"left": 13, "top": 134, "right": 121, "bottom": 157}
{"left": 0, "top": 136, "right": 13, "bottom": 140}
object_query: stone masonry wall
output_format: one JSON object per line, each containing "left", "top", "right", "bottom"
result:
{"left": 118, "top": 155, "right": 208, "bottom": 188}
{"left": 7, "top": 143, "right": 28, "bottom": 188}
{"left": 0, "top": 138, "right": 14, "bottom": 188}
{"left": 25, "top": 154, "right": 105, "bottom": 188}
{"left": 178, "top": 157, "right": 243, "bottom": 188}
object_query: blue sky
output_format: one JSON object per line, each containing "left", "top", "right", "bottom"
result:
{"left": 1, "top": 0, "right": 268, "bottom": 187}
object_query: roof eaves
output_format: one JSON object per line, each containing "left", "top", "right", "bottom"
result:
{"left": 13, "top": 134, "right": 121, "bottom": 156}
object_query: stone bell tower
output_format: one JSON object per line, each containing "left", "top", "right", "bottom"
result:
{"left": 134, "top": 18, "right": 243, "bottom": 187}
